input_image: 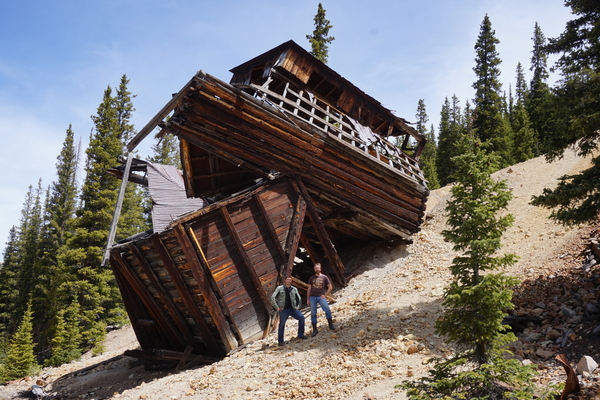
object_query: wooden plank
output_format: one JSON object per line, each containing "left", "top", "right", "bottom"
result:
{"left": 174, "top": 106, "right": 424, "bottom": 232}
{"left": 283, "top": 196, "right": 307, "bottom": 278}
{"left": 151, "top": 233, "right": 220, "bottom": 350}
{"left": 127, "top": 74, "right": 197, "bottom": 152}
{"left": 219, "top": 207, "right": 272, "bottom": 314}
{"left": 109, "top": 250, "right": 187, "bottom": 350}
{"left": 180, "top": 140, "right": 196, "bottom": 198}
{"left": 300, "top": 232, "right": 323, "bottom": 267}
{"left": 102, "top": 152, "right": 134, "bottom": 266}
{"left": 173, "top": 224, "right": 239, "bottom": 352}
{"left": 294, "top": 178, "right": 346, "bottom": 286}
{"left": 194, "top": 75, "right": 427, "bottom": 195}
{"left": 186, "top": 135, "right": 273, "bottom": 182}
{"left": 110, "top": 252, "right": 161, "bottom": 350}
{"left": 128, "top": 243, "right": 196, "bottom": 346}
{"left": 176, "top": 345, "right": 194, "bottom": 371}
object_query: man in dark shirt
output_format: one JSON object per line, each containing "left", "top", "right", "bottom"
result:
{"left": 270, "top": 276, "right": 307, "bottom": 346}
{"left": 306, "top": 263, "right": 336, "bottom": 336}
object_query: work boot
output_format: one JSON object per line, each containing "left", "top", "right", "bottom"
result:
{"left": 327, "top": 318, "right": 336, "bottom": 331}
{"left": 311, "top": 323, "right": 318, "bottom": 337}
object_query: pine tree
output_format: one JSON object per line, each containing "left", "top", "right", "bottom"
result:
{"left": 436, "top": 98, "right": 452, "bottom": 186}
{"left": 45, "top": 300, "right": 82, "bottom": 367}
{"left": 528, "top": 22, "right": 552, "bottom": 154}
{"left": 436, "top": 95, "right": 464, "bottom": 186}
{"left": 506, "top": 86, "right": 514, "bottom": 125}
{"left": 17, "top": 182, "right": 44, "bottom": 310}
{"left": 35, "top": 125, "right": 80, "bottom": 355}
{"left": 472, "top": 15, "right": 513, "bottom": 167}
{"left": 439, "top": 135, "right": 519, "bottom": 360}
{"left": 0, "top": 227, "right": 20, "bottom": 334}
{"left": 148, "top": 133, "right": 181, "bottom": 168}
{"left": 60, "top": 75, "right": 144, "bottom": 354}
{"left": 515, "top": 63, "right": 529, "bottom": 106}
{"left": 511, "top": 64, "right": 537, "bottom": 163}
{"left": 400, "top": 134, "right": 537, "bottom": 399}
{"left": 306, "top": 3, "right": 335, "bottom": 64}
{"left": 60, "top": 83, "right": 125, "bottom": 354}
{"left": 0, "top": 334, "right": 7, "bottom": 376}
{"left": 415, "top": 100, "right": 440, "bottom": 189}
{"left": 531, "top": 0, "right": 600, "bottom": 225}
{"left": 1, "top": 301, "right": 40, "bottom": 383}
{"left": 43, "top": 125, "right": 79, "bottom": 252}
{"left": 114, "top": 75, "right": 148, "bottom": 241}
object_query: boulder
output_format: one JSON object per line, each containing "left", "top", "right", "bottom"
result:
{"left": 576, "top": 355, "right": 598, "bottom": 375}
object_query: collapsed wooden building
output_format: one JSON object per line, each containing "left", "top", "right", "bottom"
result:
{"left": 108, "top": 40, "right": 429, "bottom": 363}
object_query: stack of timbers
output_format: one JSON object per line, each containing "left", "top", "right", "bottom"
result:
{"left": 110, "top": 40, "right": 429, "bottom": 361}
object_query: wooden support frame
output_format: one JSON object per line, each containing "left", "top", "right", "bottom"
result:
{"left": 300, "top": 232, "right": 323, "bottom": 267}
{"left": 127, "top": 243, "right": 197, "bottom": 346}
{"left": 252, "top": 192, "right": 287, "bottom": 265}
{"left": 102, "top": 152, "right": 134, "bottom": 267}
{"left": 150, "top": 233, "right": 220, "bottom": 350}
{"left": 172, "top": 224, "right": 239, "bottom": 352}
{"left": 283, "top": 197, "right": 307, "bottom": 278}
{"left": 109, "top": 251, "right": 187, "bottom": 350}
{"left": 125, "top": 348, "right": 220, "bottom": 371}
{"left": 219, "top": 207, "right": 272, "bottom": 314}
{"left": 293, "top": 178, "right": 346, "bottom": 286}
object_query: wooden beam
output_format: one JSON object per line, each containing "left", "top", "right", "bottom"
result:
{"left": 127, "top": 75, "right": 198, "bottom": 151}
{"left": 125, "top": 348, "right": 220, "bottom": 367}
{"left": 294, "top": 178, "right": 346, "bottom": 286}
{"left": 300, "top": 232, "right": 323, "bottom": 267}
{"left": 180, "top": 139, "right": 197, "bottom": 198}
{"left": 173, "top": 95, "right": 426, "bottom": 231}
{"left": 110, "top": 252, "right": 159, "bottom": 350}
{"left": 172, "top": 224, "right": 238, "bottom": 352}
{"left": 102, "top": 152, "right": 133, "bottom": 267}
{"left": 128, "top": 243, "right": 196, "bottom": 346}
{"left": 253, "top": 192, "right": 287, "bottom": 267}
{"left": 109, "top": 251, "right": 187, "bottom": 350}
{"left": 219, "top": 207, "right": 272, "bottom": 313}
{"left": 283, "top": 197, "right": 307, "bottom": 278}
{"left": 176, "top": 345, "right": 194, "bottom": 371}
{"left": 150, "top": 233, "right": 220, "bottom": 350}
{"left": 179, "top": 131, "right": 273, "bottom": 181}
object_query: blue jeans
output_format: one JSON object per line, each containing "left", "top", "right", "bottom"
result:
{"left": 309, "top": 296, "right": 332, "bottom": 324}
{"left": 278, "top": 308, "right": 305, "bottom": 343}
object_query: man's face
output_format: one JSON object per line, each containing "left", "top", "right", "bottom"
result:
{"left": 314, "top": 264, "right": 321, "bottom": 275}
{"left": 285, "top": 277, "right": 292, "bottom": 287}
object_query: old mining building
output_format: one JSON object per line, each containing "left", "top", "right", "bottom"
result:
{"left": 105, "top": 40, "right": 429, "bottom": 368}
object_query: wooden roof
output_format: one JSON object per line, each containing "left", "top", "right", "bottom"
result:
{"left": 229, "top": 40, "right": 421, "bottom": 143}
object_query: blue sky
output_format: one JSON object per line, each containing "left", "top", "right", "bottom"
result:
{"left": 0, "top": 1, "right": 573, "bottom": 250}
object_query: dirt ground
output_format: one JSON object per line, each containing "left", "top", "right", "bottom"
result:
{"left": 1, "top": 148, "right": 598, "bottom": 400}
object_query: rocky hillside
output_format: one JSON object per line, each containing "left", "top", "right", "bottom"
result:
{"left": 1, "top": 148, "right": 599, "bottom": 400}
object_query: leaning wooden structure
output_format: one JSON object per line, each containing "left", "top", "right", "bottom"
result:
{"left": 108, "top": 40, "right": 429, "bottom": 361}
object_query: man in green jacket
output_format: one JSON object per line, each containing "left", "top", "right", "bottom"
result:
{"left": 271, "top": 276, "right": 307, "bottom": 346}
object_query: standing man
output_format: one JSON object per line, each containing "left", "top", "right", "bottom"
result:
{"left": 306, "top": 262, "right": 336, "bottom": 337}
{"left": 271, "top": 276, "right": 307, "bottom": 346}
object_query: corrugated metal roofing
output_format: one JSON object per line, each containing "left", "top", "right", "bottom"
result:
{"left": 147, "top": 162, "right": 205, "bottom": 232}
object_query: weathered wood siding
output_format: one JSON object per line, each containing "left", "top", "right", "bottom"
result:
{"left": 110, "top": 179, "right": 302, "bottom": 356}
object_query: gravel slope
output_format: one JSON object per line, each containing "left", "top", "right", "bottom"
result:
{"left": 0, "top": 148, "right": 595, "bottom": 400}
